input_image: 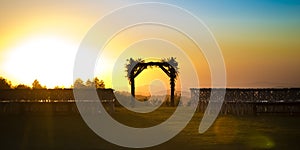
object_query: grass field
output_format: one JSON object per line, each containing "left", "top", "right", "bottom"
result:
{"left": 0, "top": 107, "right": 299, "bottom": 149}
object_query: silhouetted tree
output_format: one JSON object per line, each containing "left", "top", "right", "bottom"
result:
{"left": 74, "top": 78, "right": 85, "bottom": 88}
{"left": 0, "top": 77, "right": 12, "bottom": 89}
{"left": 32, "top": 79, "right": 46, "bottom": 89}
{"left": 15, "top": 84, "right": 31, "bottom": 89}
{"left": 86, "top": 79, "right": 94, "bottom": 88}
{"left": 94, "top": 77, "right": 105, "bottom": 89}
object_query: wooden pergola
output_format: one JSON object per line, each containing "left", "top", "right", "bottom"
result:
{"left": 126, "top": 58, "right": 178, "bottom": 107}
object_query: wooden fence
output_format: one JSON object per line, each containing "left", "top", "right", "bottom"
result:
{"left": 191, "top": 88, "right": 300, "bottom": 115}
{"left": 0, "top": 89, "right": 115, "bottom": 114}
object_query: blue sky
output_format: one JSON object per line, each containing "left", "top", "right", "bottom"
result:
{"left": 0, "top": 0, "right": 299, "bottom": 88}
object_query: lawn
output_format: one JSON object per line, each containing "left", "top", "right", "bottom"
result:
{"left": 0, "top": 107, "right": 299, "bottom": 149}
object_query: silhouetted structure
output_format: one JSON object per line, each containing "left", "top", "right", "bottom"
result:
{"left": 190, "top": 88, "right": 300, "bottom": 103}
{"left": 0, "top": 89, "right": 116, "bottom": 114}
{"left": 0, "top": 89, "right": 115, "bottom": 101}
{"left": 126, "top": 58, "right": 178, "bottom": 107}
{"left": 190, "top": 88, "right": 300, "bottom": 115}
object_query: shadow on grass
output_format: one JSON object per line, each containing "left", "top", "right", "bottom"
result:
{"left": 0, "top": 107, "right": 299, "bottom": 149}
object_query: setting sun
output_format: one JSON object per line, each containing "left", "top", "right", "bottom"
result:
{"left": 0, "top": 0, "right": 299, "bottom": 89}
{"left": 3, "top": 35, "right": 78, "bottom": 88}
{"left": 0, "top": 1, "right": 300, "bottom": 149}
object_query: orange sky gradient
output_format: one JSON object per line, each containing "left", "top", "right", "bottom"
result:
{"left": 0, "top": 0, "right": 300, "bottom": 91}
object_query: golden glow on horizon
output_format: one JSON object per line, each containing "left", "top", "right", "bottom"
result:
{"left": 0, "top": 1, "right": 299, "bottom": 89}
{"left": 3, "top": 35, "right": 78, "bottom": 88}
{"left": 95, "top": 24, "right": 211, "bottom": 92}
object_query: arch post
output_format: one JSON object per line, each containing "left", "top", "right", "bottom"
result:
{"left": 130, "top": 76, "right": 135, "bottom": 107}
{"left": 170, "top": 68, "right": 176, "bottom": 107}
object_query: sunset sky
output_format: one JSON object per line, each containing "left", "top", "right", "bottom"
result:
{"left": 0, "top": 0, "right": 299, "bottom": 91}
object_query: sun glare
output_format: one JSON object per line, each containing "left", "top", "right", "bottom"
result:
{"left": 3, "top": 35, "right": 78, "bottom": 88}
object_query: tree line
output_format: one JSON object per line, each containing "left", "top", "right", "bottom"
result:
{"left": 0, "top": 76, "right": 105, "bottom": 90}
